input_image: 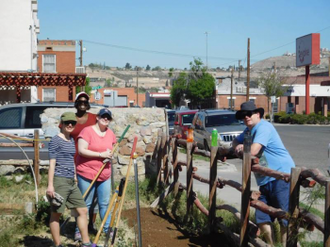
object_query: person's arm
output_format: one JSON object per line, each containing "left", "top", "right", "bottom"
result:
{"left": 251, "top": 143, "right": 263, "bottom": 156}
{"left": 46, "top": 159, "right": 56, "bottom": 198}
{"left": 77, "top": 138, "right": 112, "bottom": 159}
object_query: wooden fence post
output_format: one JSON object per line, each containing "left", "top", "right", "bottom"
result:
{"left": 209, "top": 145, "right": 218, "bottom": 232}
{"left": 33, "top": 130, "right": 40, "bottom": 186}
{"left": 287, "top": 167, "right": 301, "bottom": 247}
{"left": 161, "top": 132, "right": 169, "bottom": 185}
{"left": 172, "top": 138, "right": 180, "bottom": 196}
{"left": 186, "top": 142, "right": 194, "bottom": 215}
{"left": 156, "top": 129, "right": 162, "bottom": 185}
{"left": 324, "top": 179, "right": 330, "bottom": 247}
{"left": 240, "top": 131, "right": 252, "bottom": 247}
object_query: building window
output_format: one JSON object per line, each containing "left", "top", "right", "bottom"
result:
{"left": 43, "top": 54, "right": 56, "bottom": 73}
{"left": 43, "top": 88, "right": 56, "bottom": 102}
{"left": 228, "top": 98, "right": 235, "bottom": 109}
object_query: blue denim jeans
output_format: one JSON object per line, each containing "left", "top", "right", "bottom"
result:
{"left": 77, "top": 174, "right": 112, "bottom": 232}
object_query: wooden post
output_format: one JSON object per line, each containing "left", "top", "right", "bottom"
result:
{"left": 324, "top": 180, "right": 330, "bottom": 246}
{"left": 287, "top": 167, "right": 301, "bottom": 247}
{"left": 186, "top": 142, "right": 194, "bottom": 214}
{"left": 156, "top": 129, "right": 162, "bottom": 185}
{"left": 240, "top": 131, "right": 252, "bottom": 247}
{"left": 33, "top": 130, "right": 40, "bottom": 186}
{"left": 209, "top": 146, "right": 218, "bottom": 232}
{"left": 162, "top": 133, "right": 169, "bottom": 185}
{"left": 172, "top": 138, "right": 180, "bottom": 196}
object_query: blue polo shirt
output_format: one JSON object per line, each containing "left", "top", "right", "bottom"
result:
{"left": 236, "top": 119, "right": 295, "bottom": 186}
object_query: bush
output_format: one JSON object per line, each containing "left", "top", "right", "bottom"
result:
{"left": 290, "top": 114, "right": 308, "bottom": 124}
{"left": 265, "top": 114, "right": 270, "bottom": 120}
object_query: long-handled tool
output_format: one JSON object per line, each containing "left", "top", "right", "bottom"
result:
{"left": 60, "top": 125, "right": 130, "bottom": 233}
{"left": 91, "top": 178, "right": 125, "bottom": 247}
{"left": 110, "top": 137, "right": 138, "bottom": 247}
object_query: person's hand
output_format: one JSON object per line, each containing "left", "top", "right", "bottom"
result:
{"left": 235, "top": 144, "right": 244, "bottom": 155}
{"left": 46, "top": 185, "right": 55, "bottom": 198}
{"left": 99, "top": 149, "right": 112, "bottom": 159}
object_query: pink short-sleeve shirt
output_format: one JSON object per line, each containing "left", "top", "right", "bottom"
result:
{"left": 76, "top": 126, "right": 117, "bottom": 181}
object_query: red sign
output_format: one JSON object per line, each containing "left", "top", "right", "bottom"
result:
{"left": 296, "top": 33, "right": 320, "bottom": 67}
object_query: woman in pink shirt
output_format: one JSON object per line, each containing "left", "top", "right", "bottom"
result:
{"left": 76, "top": 108, "right": 116, "bottom": 234}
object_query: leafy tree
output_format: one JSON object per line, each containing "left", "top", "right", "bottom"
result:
{"left": 146, "top": 65, "right": 151, "bottom": 71}
{"left": 257, "top": 72, "right": 287, "bottom": 121}
{"left": 125, "top": 63, "right": 132, "bottom": 70}
{"left": 170, "top": 58, "right": 215, "bottom": 108}
{"left": 152, "top": 66, "right": 162, "bottom": 71}
{"left": 76, "top": 77, "right": 92, "bottom": 95}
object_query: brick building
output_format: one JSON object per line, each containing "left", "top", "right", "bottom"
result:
{"left": 37, "top": 40, "right": 77, "bottom": 102}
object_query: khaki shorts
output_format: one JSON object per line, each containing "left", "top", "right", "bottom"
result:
{"left": 51, "top": 176, "right": 86, "bottom": 214}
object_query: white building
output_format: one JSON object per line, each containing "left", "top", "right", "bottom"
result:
{"left": 0, "top": 0, "right": 40, "bottom": 103}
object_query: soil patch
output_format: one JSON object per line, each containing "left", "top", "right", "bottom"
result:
{"left": 122, "top": 207, "right": 231, "bottom": 247}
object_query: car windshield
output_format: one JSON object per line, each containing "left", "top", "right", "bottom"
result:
{"left": 167, "top": 112, "right": 176, "bottom": 122}
{"left": 205, "top": 114, "right": 241, "bottom": 127}
{"left": 182, "top": 114, "right": 195, "bottom": 125}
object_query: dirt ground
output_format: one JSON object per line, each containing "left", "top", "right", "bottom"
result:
{"left": 121, "top": 207, "right": 231, "bottom": 247}
{"left": 12, "top": 206, "right": 231, "bottom": 247}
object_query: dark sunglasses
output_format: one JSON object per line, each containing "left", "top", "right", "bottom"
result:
{"left": 63, "top": 121, "right": 77, "bottom": 126}
{"left": 240, "top": 111, "right": 256, "bottom": 119}
{"left": 77, "top": 100, "right": 88, "bottom": 105}
{"left": 101, "top": 114, "right": 111, "bottom": 120}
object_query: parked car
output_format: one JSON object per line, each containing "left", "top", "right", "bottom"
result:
{"left": 191, "top": 109, "right": 245, "bottom": 151}
{"left": 174, "top": 110, "right": 198, "bottom": 139}
{"left": 165, "top": 109, "right": 176, "bottom": 135}
{"left": 0, "top": 102, "right": 104, "bottom": 160}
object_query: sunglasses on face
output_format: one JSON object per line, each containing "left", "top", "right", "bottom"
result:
{"left": 240, "top": 111, "right": 256, "bottom": 119}
{"left": 100, "top": 114, "right": 111, "bottom": 120}
{"left": 63, "top": 121, "right": 77, "bottom": 126}
{"left": 77, "top": 100, "right": 88, "bottom": 105}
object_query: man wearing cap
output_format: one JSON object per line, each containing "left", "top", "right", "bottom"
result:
{"left": 232, "top": 101, "right": 295, "bottom": 246}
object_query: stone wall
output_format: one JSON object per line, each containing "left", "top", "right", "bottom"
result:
{"left": 40, "top": 107, "right": 166, "bottom": 178}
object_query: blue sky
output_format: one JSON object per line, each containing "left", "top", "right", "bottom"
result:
{"left": 38, "top": 0, "right": 330, "bottom": 69}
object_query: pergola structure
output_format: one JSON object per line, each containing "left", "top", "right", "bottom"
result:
{"left": 0, "top": 72, "right": 86, "bottom": 102}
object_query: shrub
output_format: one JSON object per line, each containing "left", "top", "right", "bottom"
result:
{"left": 274, "top": 111, "right": 287, "bottom": 123}
{"left": 290, "top": 114, "right": 308, "bottom": 124}
{"left": 265, "top": 114, "right": 270, "bottom": 120}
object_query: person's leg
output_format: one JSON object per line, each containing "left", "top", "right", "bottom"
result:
{"left": 96, "top": 178, "right": 111, "bottom": 232}
{"left": 270, "top": 180, "right": 290, "bottom": 247}
{"left": 259, "top": 222, "right": 274, "bottom": 246}
{"left": 76, "top": 175, "right": 95, "bottom": 238}
{"left": 49, "top": 212, "right": 62, "bottom": 246}
{"left": 88, "top": 193, "right": 98, "bottom": 233}
{"left": 76, "top": 207, "right": 90, "bottom": 244}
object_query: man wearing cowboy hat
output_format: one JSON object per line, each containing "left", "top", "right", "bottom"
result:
{"left": 232, "top": 101, "right": 295, "bottom": 246}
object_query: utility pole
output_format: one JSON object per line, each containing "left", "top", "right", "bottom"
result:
{"left": 230, "top": 67, "right": 234, "bottom": 110}
{"left": 205, "top": 31, "right": 208, "bottom": 70}
{"left": 79, "top": 40, "right": 84, "bottom": 91}
{"left": 136, "top": 67, "right": 139, "bottom": 107}
{"left": 238, "top": 60, "right": 241, "bottom": 80}
{"left": 246, "top": 38, "right": 250, "bottom": 101}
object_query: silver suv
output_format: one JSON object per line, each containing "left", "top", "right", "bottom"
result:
{"left": 191, "top": 109, "right": 245, "bottom": 151}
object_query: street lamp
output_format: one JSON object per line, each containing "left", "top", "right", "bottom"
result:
{"left": 204, "top": 31, "right": 208, "bottom": 70}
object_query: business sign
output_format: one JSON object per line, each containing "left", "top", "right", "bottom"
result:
{"left": 296, "top": 33, "right": 320, "bottom": 67}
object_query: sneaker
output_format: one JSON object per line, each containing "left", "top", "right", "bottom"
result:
{"left": 81, "top": 242, "right": 92, "bottom": 247}
{"left": 74, "top": 231, "right": 82, "bottom": 242}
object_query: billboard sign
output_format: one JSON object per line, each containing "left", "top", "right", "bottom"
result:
{"left": 296, "top": 33, "right": 320, "bottom": 67}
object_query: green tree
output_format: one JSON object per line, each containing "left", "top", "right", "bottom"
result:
{"left": 257, "top": 72, "right": 287, "bottom": 121}
{"left": 170, "top": 58, "right": 215, "bottom": 108}
{"left": 146, "top": 65, "right": 151, "bottom": 71}
{"left": 152, "top": 66, "right": 162, "bottom": 71}
{"left": 125, "top": 63, "right": 132, "bottom": 70}
{"left": 170, "top": 72, "right": 188, "bottom": 107}
{"left": 76, "top": 77, "right": 92, "bottom": 95}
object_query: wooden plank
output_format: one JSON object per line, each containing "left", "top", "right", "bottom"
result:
{"left": 172, "top": 138, "right": 180, "bottom": 196}
{"left": 208, "top": 146, "right": 218, "bottom": 232}
{"left": 0, "top": 143, "right": 34, "bottom": 147}
{"left": 324, "top": 180, "right": 330, "bottom": 247}
{"left": 240, "top": 132, "right": 252, "bottom": 247}
{"left": 186, "top": 142, "right": 194, "bottom": 214}
{"left": 287, "top": 167, "right": 301, "bottom": 247}
{"left": 33, "top": 130, "right": 40, "bottom": 186}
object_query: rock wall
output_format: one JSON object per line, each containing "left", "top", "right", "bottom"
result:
{"left": 40, "top": 107, "right": 166, "bottom": 178}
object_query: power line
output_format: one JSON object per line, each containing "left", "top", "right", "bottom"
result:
{"left": 83, "top": 39, "right": 240, "bottom": 61}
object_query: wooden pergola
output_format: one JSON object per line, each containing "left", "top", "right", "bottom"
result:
{"left": 0, "top": 72, "right": 86, "bottom": 102}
